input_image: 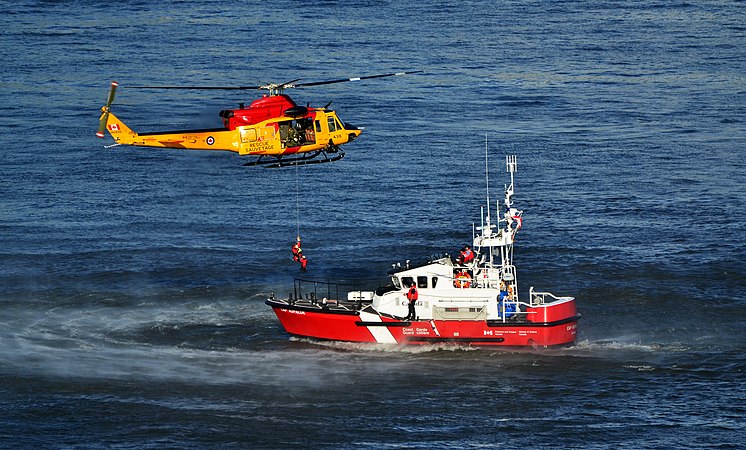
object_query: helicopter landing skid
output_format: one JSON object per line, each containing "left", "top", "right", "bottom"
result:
{"left": 243, "top": 149, "right": 345, "bottom": 168}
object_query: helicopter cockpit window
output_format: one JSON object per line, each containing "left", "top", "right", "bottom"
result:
{"left": 335, "top": 118, "right": 343, "bottom": 130}
{"left": 327, "top": 116, "right": 337, "bottom": 132}
{"left": 315, "top": 120, "right": 321, "bottom": 133}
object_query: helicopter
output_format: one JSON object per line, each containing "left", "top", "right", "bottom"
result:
{"left": 96, "top": 71, "right": 421, "bottom": 167}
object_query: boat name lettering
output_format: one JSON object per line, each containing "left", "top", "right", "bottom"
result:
{"left": 280, "top": 309, "right": 306, "bottom": 315}
{"left": 402, "top": 327, "right": 430, "bottom": 336}
{"left": 487, "top": 330, "right": 540, "bottom": 336}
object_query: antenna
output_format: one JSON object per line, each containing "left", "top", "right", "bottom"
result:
{"left": 505, "top": 155, "right": 517, "bottom": 210}
{"left": 484, "top": 134, "right": 491, "bottom": 222}
{"left": 506, "top": 154, "right": 517, "bottom": 173}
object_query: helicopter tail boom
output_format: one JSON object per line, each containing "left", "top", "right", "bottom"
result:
{"left": 99, "top": 110, "right": 139, "bottom": 144}
{"left": 101, "top": 112, "right": 243, "bottom": 152}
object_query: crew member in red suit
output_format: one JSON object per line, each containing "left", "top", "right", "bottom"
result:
{"left": 457, "top": 245, "right": 475, "bottom": 265}
{"left": 462, "top": 245, "right": 475, "bottom": 264}
{"left": 291, "top": 239, "right": 302, "bottom": 263}
{"left": 405, "top": 282, "right": 418, "bottom": 321}
{"left": 300, "top": 255, "right": 308, "bottom": 272}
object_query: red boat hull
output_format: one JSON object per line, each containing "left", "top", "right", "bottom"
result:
{"left": 267, "top": 300, "right": 580, "bottom": 347}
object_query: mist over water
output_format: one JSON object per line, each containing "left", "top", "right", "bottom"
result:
{"left": 2, "top": 0, "right": 745, "bottom": 448}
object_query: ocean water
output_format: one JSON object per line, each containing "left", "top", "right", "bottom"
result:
{"left": 1, "top": 0, "right": 744, "bottom": 448}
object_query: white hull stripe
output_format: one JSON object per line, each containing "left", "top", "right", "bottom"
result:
{"left": 430, "top": 320, "right": 440, "bottom": 337}
{"left": 358, "top": 311, "right": 397, "bottom": 343}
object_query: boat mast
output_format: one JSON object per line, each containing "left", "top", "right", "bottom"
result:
{"left": 483, "top": 134, "right": 494, "bottom": 267}
{"left": 485, "top": 134, "right": 490, "bottom": 219}
{"left": 500, "top": 155, "right": 519, "bottom": 291}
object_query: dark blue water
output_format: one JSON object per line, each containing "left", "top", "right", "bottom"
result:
{"left": 1, "top": 0, "right": 744, "bottom": 448}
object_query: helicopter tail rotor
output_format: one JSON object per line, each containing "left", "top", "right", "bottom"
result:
{"left": 96, "top": 81, "right": 118, "bottom": 138}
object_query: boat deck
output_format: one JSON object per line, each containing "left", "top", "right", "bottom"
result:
{"left": 267, "top": 296, "right": 531, "bottom": 324}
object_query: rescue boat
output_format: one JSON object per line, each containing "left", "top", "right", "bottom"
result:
{"left": 266, "top": 155, "right": 580, "bottom": 347}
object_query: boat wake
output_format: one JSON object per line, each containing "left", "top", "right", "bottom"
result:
{"left": 290, "top": 337, "right": 480, "bottom": 353}
{"left": 572, "top": 338, "right": 691, "bottom": 354}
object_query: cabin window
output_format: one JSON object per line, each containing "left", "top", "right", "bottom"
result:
{"left": 315, "top": 120, "right": 321, "bottom": 133}
{"left": 401, "top": 277, "right": 414, "bottom": 288}
{"left": 417, "top": 276, "right": 428, "bottom": 289}
{"left": 240, "top": 128, "right": 257, "bottom": 143}
{"left": 259, "top": 126, "right": 275, "bottom": 141}
{"left": 392, "top": 276, "right": 401, "bottom": 289}
{"left": 335, "top": 118, "right": 344, "bottom": 130}
{"left": 432, "top": 277, "right": 438, "bottom": 288}
{"left": 327, "top": 116, "right": 337, "bottom": 132}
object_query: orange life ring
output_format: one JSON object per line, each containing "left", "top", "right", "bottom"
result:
{"left": 454, "top": 271, "right": 471, "bottom": 288}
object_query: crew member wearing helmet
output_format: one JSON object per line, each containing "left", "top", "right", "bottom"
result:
{"left": 292, "top": 239, "right": 302, "bottom": 263}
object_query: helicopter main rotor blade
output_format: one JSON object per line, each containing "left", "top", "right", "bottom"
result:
{"left": 292, "top": 70, "right": 423, "bottom": 88}
{"left": 123, "top": 71, "right": 421, "bottom": 91}
{"left": 279, "top": 78, "right": 302, "bottom": 88}
{"left": 126, "top": 85, "right": 263, "bottom": 90}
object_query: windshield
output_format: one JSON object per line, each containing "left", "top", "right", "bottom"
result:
{"left": 391, "top": 276, "right": 401, "bottom": 289}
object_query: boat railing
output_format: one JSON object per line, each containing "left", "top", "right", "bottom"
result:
{"left": 456, "top": 264, "right": 514, "bottom": 289}
{"left": 529, "top": 287, "right": 574, "bottom": 306}
{"left": 494, "top": 299, "right": 536, "bottom": 322}
{"left": 289, "top": 278, "right": 371, "bottom": 305}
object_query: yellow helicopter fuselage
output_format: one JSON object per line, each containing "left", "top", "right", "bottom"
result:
{"left": 100, "top": 108, "right": 361, "bottom": 157}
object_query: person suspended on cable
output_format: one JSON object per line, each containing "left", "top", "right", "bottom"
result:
{"left": 405, "top": 281, "right": 418, "bottom": 321}
{"left": 292, "top": 237, "right": 302, "bottom": 263}
{"left": 300, "top": 255, "right": 308, "bottom": 272}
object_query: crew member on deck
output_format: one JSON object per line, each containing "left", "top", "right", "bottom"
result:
{"left": 499, "top": 282, "right": 509, "bottom": 302}
{"left": 498, "top": 281, "right": 516, "bottom": 318}
{"left": 405, "top": 282, "right": 418, "bottom": 321}
{"left": 461, "top": 245, "right": 475, "bottom": 264}
{"left": 456, "top": 245, "right": 475, "bottom": 265}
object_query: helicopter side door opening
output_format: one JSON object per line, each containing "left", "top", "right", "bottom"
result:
{"left": 279, "top": 118, "right": 316, "bottom": 149}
